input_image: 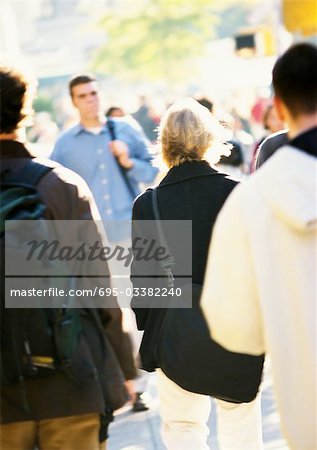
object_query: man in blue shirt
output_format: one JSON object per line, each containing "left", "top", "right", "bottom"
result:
{"left": 51, "top": 74, "right": 158, "bottom": 241}
{"left": 51, "top": 74, "right": 158, "bottom": 412}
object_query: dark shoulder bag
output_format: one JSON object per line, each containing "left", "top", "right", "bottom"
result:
{"left": 152, "top": 188, "right": 264, "bottom": 403}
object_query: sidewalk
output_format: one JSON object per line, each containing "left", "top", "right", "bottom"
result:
{"left": 108, "top": 365, "right": 289, "bottom": 450}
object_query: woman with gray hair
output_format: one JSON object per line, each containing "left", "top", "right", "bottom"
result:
{"left": 131, "top": 99, "right": 263, "bottom": 449}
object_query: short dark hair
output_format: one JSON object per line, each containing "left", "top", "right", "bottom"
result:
{"left": 69, "top": 73, "right": 97, "bottom": 97}
{"left": 0, "top": 66, "right": 29, "bottom": 134}
{"left": 105, "top": 106, "right": 125, "bottom": 117}
{"left": 272, "top": 43, "right": 317, "bottom": 117}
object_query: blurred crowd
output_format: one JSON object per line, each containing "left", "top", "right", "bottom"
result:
{"left": 0, "top": 41, "right": 316, "bottom": 450}
{"left": 27, "top": 84, "right": 287, "bottom": 181}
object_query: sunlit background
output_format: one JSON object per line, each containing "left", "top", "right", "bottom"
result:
{"left": 1, "top": 0, "right": 316, "bottom": 157}
{"left": 1, "top": 3, "right": 316, "bottom": 448}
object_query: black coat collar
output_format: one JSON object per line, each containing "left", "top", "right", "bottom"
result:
{"left": 290, "top": 126, "right": 317, "bottom": 158}
{"left": 158, "top": 160, "right": 223, "bottom": 187}
{"left": 0, "top": 140, "right": 32, "bottom": 158}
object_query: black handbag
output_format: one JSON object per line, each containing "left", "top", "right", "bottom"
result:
{"left": 152, "top": 188, "right": 264, "bottom": 403}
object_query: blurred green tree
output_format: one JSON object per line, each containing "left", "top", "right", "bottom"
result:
{"left": 92, "top": 0, "right": 218, "bottom": 84}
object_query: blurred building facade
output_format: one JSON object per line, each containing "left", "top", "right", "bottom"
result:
{"left": 0, "top": 0, "right": 113, "bottom": 78}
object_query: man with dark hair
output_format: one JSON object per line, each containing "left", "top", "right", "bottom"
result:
{"left": 0, "top": 67, "right": 30, "bottom": 135}
{"left": 273, "top": 43, "right": 317, "bottom": 117}
{"left": 52, "top": 73, "right": 157, "bottom": 412}
{"left": 68, "top": 73, "right": 97, "bottom": 96}
{"left": 255, "top": 42, "right": 317, "bottom": 169}
{"left": 0, "top": 66, "right": 136, "bottom": 450}
{"left": 202, "top": 42, "right": 317, "bottom": 450}
{"left": 52, "top": 73, "right": 157, "bottom": 242}
{"left": 132, "top": 95, "right": 158, "bottom": 142}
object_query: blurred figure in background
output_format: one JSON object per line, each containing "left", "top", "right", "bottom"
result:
{"left": 250, "top": 103, "right": 285, "bottom": 172}
{"left": 27, "top": 111, "right": 59, "bottom": 157}
{"left": 105, "top": 106, "right": 125, "bottom": 118}
{"left": 105, "top": 105, "right": 146, "bottom": 136}
{"left": 261, "top": 104, "right": 285, "bottom": 138}
{"left": 51, "top": 73, "right": 158, "bottom": 413}
{"left": 195, "top": 98, "right": 246, "bottom": 179}
{"left": 254, "top": 129, "right": 289, "bottom": 170}
{"left": 133, "top": 95, "right": 158, "bottom": 143}
{"left": 217, "top": 113, "right": 247, "bottom": 179}
{"left": 195, "top": 96, "right": 213, "bottom": 113}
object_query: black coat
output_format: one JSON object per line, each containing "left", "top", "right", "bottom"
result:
{"left": 131, "top": 160, "right": 238, "bottom": 371}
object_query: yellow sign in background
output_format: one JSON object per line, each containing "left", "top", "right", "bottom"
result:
{"left": 283, "top": 0, "right": 317, "bottom": 36}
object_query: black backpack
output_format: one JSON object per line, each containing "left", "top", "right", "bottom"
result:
{"left": 0, "top": 160, "right": 82, "bottom": 386}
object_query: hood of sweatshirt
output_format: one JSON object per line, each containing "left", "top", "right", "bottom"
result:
{"left": 258, "top": 145, "right": 317, "bottom": 233}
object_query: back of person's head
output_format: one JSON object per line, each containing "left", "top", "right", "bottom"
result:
{"left": 272, "top": 43, "right": 317, "bottom": 117}
{"left": 0, "top": 66, "right": 31, "bottom": 134}
{"left": 69, "top": 73, "right": 97, "bottom": 97}
{"left": 158, "top": 98, "right": 226, "bottom": 167}
{"left": 262, "top": 103, "right": 284, "bottom": 133}
{"left": 195, "top": 97, "right": 214, "bottom": 113}
{"left": 263, "top": 104, "right": 274, "bottom": 129}
{"left": 106, "top": 106, "right": 125, "bottom": 118}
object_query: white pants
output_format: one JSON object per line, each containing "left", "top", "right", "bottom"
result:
{"left": 107, "top": 238, "right": 148, "bottom": 392}
{"left": 157, "top": 369, "right": 263, "bottom": 450}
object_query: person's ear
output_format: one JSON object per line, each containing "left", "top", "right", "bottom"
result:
{"left": 273, "top": 96, "right": 285, "bottom": 121}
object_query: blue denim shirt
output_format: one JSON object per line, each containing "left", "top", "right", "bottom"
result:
{"left": 51, "top": 119, "right": 158, "bottom": 241}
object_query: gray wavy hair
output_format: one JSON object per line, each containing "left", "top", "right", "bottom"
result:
{"left": 157, "top": 98, "right": 229, "bottom": 168}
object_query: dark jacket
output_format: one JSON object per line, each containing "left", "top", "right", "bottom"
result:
{"left": 1, "top": 140, "right": 136, "bottom": 424}
{"left": 255, "top": 130, "right": 289, "bottom": 169}
{"left": 131, "top": 160, "right": 238, "bottom": 371}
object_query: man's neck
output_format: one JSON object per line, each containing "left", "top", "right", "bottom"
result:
{"left": 287, "top": 114, "right": 317, "bottom": 140}
{"left": 0, "top": 133, "right": 17, "bottom": 141}
{"left": 80, "top": 115, "right": 105, "bottom": 129}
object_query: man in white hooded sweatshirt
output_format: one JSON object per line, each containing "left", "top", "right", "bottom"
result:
{"left": 201, "top": 42, "right": 317, "bottom": 450}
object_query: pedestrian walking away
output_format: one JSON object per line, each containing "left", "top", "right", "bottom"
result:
{"left": 0, "top": 65, "right": 138, "bottom": 450}
{"left": 131, "top": 98, "right": 264, "bottom": 450}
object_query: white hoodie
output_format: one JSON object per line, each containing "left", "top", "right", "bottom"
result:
{"left": 201, "top": 146, "right": 317, "bottom": 450}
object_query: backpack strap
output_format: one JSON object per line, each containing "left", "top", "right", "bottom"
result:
{"left": 15, "top": 159, "right": 52, "bottom": 187}
{"left": 1, "top": 159, "right": 52, "bottom": 188}
{"left": 0, "top": 160, "right": 53, "bottom": 232}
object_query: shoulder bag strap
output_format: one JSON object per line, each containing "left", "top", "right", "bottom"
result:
{"left": 151, "top": 188, "right": 175, "bottom": 287}
{"left": 107, "top": 120, "right": 137, "bottom": 199}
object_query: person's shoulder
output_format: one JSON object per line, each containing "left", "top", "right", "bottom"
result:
{"left": 133, "top": 188, "right": 154, "bottom": 217}
{"left": 134, "top": 188, "right": 153, "bottom": 206}
{"left": 34, "top": 156, "right": 92, "bottom": 199}
{"left": 260, "top": 130, "right": 289, "bottom": 156}
{"left": 213, "top": 167, "right": 240, "bottom": 189}
{"left": 55, "top": 124, "right": 81, "bottom": 143}
{"left": 110, "top": 118, "right": 130, "bottom": 132}
{"left": 231, "top": 157, "right": 277, "bottom": 207}
{"left": 113, "top": 118, "right": 145, "bottom": 138}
